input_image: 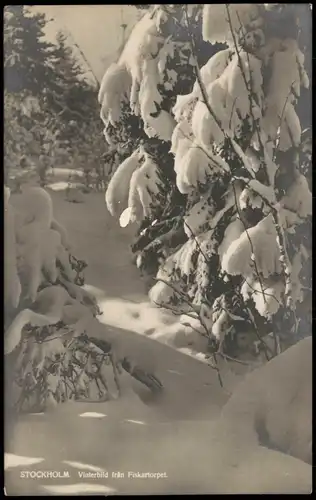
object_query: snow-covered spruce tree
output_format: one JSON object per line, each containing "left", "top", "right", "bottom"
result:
{"left": 98, "top": 5, "right": 224, "bottom": 280}
{"left": 4, "top": 187, "right": 162, "bottom": 413}
{"left": 99, "top": 5, "right": 312, "bottom": 361}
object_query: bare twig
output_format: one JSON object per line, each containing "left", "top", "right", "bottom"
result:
{"left": 153, "top": 277, "right": 211, "bottom": 338}
{"left": 234, "top": 289, "right": 272, "bottom": 360}
{"left": 273, "top": 332, "right": 281, "bottom": 356}
{"left": 183, "top": 220, "right": 211, "bottom": 265}
{"left": 154, "top": 277, "right": 195, "bottom": 308}
{"left": 216, "top": 351, "right": 259, "bottom": 367}
{"left": 242, "top": 277, "right": 282, "bottom": 304}
{"left": 229, "top": 97, "right": 238, "bottom": 130}
{"left": 209, "top": 352, "right": 224, "bottom": 388}
{"left": 183, "top": 322, "right": 210, "bottom": 339}
{"left": 274, "top": 84, "right": 296, "bottom": 158}
{"left": 109, "top": 352, "right": 121, "bottom": 395}
{"left": 232, "top": 8, "right": 267, "bottom": 162}
{"left": 153, "top": 300, "right": 199, "bottom": 320}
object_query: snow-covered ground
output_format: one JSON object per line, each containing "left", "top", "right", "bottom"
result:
{"left": 5, "top": 187, "right": 312, "bottom": 495}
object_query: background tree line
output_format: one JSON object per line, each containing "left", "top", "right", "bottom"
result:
{"left": 4, "top": 5, "right": 108, "bottom": 191}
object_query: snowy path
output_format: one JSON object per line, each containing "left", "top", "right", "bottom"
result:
{"left": 5, "top": 190, "right": 231, "bottom": 494}
{"left": 48, "top": 190, "right": 245, "bottom": 412}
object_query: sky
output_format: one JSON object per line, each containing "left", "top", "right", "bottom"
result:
{"left": 32, "top": 5, "right": 141, "bottom": 83}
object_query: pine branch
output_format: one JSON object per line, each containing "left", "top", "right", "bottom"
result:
{"left": 231, "top": 179, "right": 267, "bottom": 303}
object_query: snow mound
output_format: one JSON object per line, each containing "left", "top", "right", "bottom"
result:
{"left": 220, "top": 337, "right": 312, "bottom": 466}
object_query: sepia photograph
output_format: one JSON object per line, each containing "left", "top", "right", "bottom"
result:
{"left": 4, "top": 4, "right": 312, "bottom": 495}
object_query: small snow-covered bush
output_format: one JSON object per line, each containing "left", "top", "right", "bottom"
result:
{"left": 5, "top": 186, "right": 105, "bottom": 412}
{"left": 5, "top": 187, "right": 162, "bottom": 413}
